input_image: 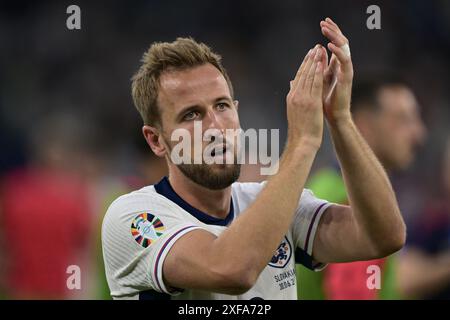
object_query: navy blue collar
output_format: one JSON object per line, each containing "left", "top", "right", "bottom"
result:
{"left": 154, "top": 176, "right": 234, "bottom": 226}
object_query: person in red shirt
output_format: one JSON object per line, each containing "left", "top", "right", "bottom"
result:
{"left": 0, "top": 114, "right": 95, "bottom": 299}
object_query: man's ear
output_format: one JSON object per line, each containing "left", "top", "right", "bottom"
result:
{"left": 234, "top": 100, "right": 239, "bottom": 110}
{"left": 142, "top": 125, "right": 166, "bottom": 157}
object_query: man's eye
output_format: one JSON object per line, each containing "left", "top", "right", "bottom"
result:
{"left": 183, "top": 111, "right": 198, "bottom": 121}
{"left": 217, "top": 103, "right": 229, "bottom": 111}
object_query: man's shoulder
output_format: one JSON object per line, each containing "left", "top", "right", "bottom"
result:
{"left": 231, "top": 180, "right": 266, "bottom": 199}
{"left": 109, "top": 185, "right": 159, "bottom": 208}
{"left": 231, "top": 180, "right": 328, "bottom": 217}
{"left": 231, "top": 180, "right": 315, "bottom": 198}
{"left": 103, "top": 184, "right": 183, "bottom": 224}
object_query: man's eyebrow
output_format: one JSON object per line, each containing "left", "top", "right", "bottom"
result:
{"left": 175, "top": 97, "right": 233, "bottom": 121}
{"left": 214, "top": 96, "right": 232, "bottom": 103}
{"left": 176, "top": 105, "right": 201, "bottom": 120}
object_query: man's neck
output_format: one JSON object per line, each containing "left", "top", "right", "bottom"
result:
{"left": 168, "top": 169, "right": 232, "bottom": 220}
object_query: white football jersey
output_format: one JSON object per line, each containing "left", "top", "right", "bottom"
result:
{"left": 102, "top": 177, "right": 332, "bottom": 300}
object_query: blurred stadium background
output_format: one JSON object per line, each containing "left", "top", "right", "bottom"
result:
{"left": 0, "top": 0, "right": 449, "bottom": 299}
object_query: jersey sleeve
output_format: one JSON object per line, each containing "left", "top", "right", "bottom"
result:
{"left": 101, "top": 191, "right": 205, "bottom": 298}
{"left": 291, "top": 188, "right": 332, "bottom": 271}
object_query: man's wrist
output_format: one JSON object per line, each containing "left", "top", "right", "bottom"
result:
{"left": 285, "top": 138, "right": 320, "bottom": 160}
{"left": 327, "top": 110, "right": 353, "bottom": 129}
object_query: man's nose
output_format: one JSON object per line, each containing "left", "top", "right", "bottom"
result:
{"left": 204, "top": 109, "right": 224, "bottom": 131}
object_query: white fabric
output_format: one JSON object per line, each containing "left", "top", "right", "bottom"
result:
{"left": 102, "top": 180, "right": 331, "bottom": 300}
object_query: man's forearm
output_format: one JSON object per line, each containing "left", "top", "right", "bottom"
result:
{"left": 212, "top": 143, "right": 318, "bottom": 281}
{"left": 211, "top": 45, "right": 326, "bottom": 285}
{"left": 328, "top": 116, "right": 406, "bottom": 255}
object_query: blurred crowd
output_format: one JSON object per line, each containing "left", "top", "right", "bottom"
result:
{"left": 0, "top": 0, "right": 449, "bottom": 299}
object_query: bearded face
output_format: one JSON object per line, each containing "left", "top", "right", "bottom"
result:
{"left": 162, "top": 128, "right": 241, "bottom": 190}
{"left": 150, "top": 63, "right": 242, "bottom": 190}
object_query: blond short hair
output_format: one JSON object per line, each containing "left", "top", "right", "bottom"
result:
{"left": 131, "top": 37, "right": 234, "bottom": 127}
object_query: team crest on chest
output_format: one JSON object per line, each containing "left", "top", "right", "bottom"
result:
{"left": 269, "top": 236, "right": 292, "bottom": 268}
{"left": 131, "top": 213, "right": 165, "bottom": 248}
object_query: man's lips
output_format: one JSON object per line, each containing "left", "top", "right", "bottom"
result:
{"left": 209, "top": 143, "right": 232, "bottom": 157}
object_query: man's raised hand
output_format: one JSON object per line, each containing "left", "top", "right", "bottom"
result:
{"left": 320, "top": 18, "right": 354, "bottom": 124}
{"left": 286, "top": 44, "right": 325, "bottom": 151}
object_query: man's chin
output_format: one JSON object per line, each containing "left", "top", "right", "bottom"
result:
{"left": 208, "top": 162, "right": 237, "bottom": 170}
{"left": 177, "top": 163, "right": 241, "bottom": 190}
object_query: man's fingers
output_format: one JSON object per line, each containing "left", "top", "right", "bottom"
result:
{"left": 321, "top": 26, "right": 347, "bottom": 47}
{"left": 320, "top": 20, "right": 339, "bottom": 35}
{"left": 291, "top": 48, "right": 313, "bottom": 91}
{"left": 329, "top": 54, "right": 339, "bottom": 74}
{"left": 325, "top": 54, "right": 339, "bottom": 98}
{"left": 296, "top": 49, "right": 313, "bottom": 82}
{"left": 325, "top": 17, "right": 341, "bottom": 32}
{"left": 321, "top": 46, "right": 328, "bottom": 69}
{"left": 327, "top": 42, "right": 352, "bottom": 74}
{"left": 304, "top": 47, "right": 322, "bottom": 91}
{"left": 311, "top": 60, "right": 323, "bottom": 97}
{"left": 296, "top": 49, "right": 312, "bottom": 78}
{"left": 299, "top": 46, "right": 318, "bottom": 89}
{"left": 320, "top": 18, "right": 349, "bottom": 52}
{"left": 323, "top": 53, "right": 333, "bottom": 91}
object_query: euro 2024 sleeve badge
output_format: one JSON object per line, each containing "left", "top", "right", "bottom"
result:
{"left": 131, "top": 213, "right": 165, "bottom": 248}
